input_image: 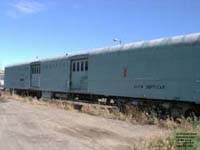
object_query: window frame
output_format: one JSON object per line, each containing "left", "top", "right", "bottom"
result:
{"left": 77, "top": 62, "right": 80, "bottom": 72}
{"left": 85, "top": 61, "right": 88, "bottom": 71}
{"left": 81, "top": 61, "right": 84, "bottom": 71}
{"left": 72, "top": 62, "right": 76, "bottom": 72}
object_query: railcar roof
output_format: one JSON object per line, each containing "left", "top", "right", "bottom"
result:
{"left": 66, "top": 33, "right": 200, "bottom": 57}
{"left": 86, "top": 32, "right": 200, "bottom": 55}
{"left": 6, "top": 56, "right": 68, "bottom": 68}
{"left": 6, "top": 32, "right": 200, "bottom": 68}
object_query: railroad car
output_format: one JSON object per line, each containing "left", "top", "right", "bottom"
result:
{"left": 4, "top": 33, "right": 200, "bottom": 117}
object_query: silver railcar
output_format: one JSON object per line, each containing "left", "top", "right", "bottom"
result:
{"left": 5, "top": 33, "right": 200, "bottom": 116}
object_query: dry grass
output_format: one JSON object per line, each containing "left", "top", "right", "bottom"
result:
{"left": 2, "top": 92, "right": 161, "bottom": 127}
{"left": 149, "top": 117, "right": 200, "bottom": 150}
{"left": 2, "top": 92, "right": 48, "bottom": 106}
{"left": 2, "top": 92, "right": 200, "bottom": 149}
{"left": 80, "top": 102, "right": 200, "bottom": 149}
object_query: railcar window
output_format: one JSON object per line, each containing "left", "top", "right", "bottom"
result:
{"left": 73, "top": 62, "right": 76, "bottom": 72}
{"left": 31, "top": 65, "right": 40, "bottom": 74}
{"left": 77, "top": 62, "right": 80, "bottom": 71}
{"left": 81, "top": 61, "right": 84, "bottom": 71}
{"left": 85, "top": 61, "right": 88, "bottom": 71}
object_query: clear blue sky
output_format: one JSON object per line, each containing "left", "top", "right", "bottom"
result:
{"left": 0, "top": 0, "right": 200, "bottom": 69}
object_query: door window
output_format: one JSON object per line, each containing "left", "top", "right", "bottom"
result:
{"left": 77, "top": 62, "right": 80, "bottom": 72}
{"left": 85, "top": 61, "right": 88, "bottom": 71}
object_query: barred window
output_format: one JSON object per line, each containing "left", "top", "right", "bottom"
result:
{"left": 85, "top": 61, "right": 88, "bottom": 71}
{"left": 81, "top": 61, "right": 84, "bottom": 71}
{"left": 73, "top": 62, "right": 76, "bottom": 72}
{"left": 77, "top": 62, "right": 80, "bottom": 71}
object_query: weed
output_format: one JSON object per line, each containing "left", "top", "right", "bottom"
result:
{"left": 3, "top": 92, "right": 200, "bottom": 149}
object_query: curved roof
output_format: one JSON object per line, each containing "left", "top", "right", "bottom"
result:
{"left": 87, "top": 32, "right": 200, "bottom": 55}
{"left": 6, "top": 55, "right": 68, "bottom": 68}
{"left": 6, "top": 33, "right": 200, "bottom": 68}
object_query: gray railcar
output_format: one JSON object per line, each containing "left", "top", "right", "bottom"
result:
{"left": 4, "top": 33, "right": 200, "bottom": 116}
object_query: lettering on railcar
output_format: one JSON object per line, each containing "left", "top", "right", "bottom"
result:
{"left": 134, "top": 85, "right": 144, "bottom": 89}
{"left": 134, "top": 84, "right": 165, "bottom": 89}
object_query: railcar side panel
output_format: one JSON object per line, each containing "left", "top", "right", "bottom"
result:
{"left": 88, "top": 43, "right": 200, "bottom": 103}
{"left": 39, "top": 58, "right": 69, "bottom": 92}
{"left": 5, "top": 64, "right": 30, "bottom": 90}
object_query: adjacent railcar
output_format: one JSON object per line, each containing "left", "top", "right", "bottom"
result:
{"left": 4, "top": 33, "right": 200, "bottom": 116}
{"left": 5, "top": 56, "right": 70, "bottom": 98}
{"left": 5, "top": 63, "right": 30, "bottom": 90}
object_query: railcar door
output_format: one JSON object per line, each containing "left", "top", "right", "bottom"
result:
{"left": 30, "top": 64, "right": 40, "bottom": 88}
{"left": 70, "top": 59, "right": 88, "bottom": 91}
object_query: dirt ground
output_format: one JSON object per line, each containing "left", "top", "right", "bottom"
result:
{"left": 0, "top": 98, "right": 169, "bottom": 150}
